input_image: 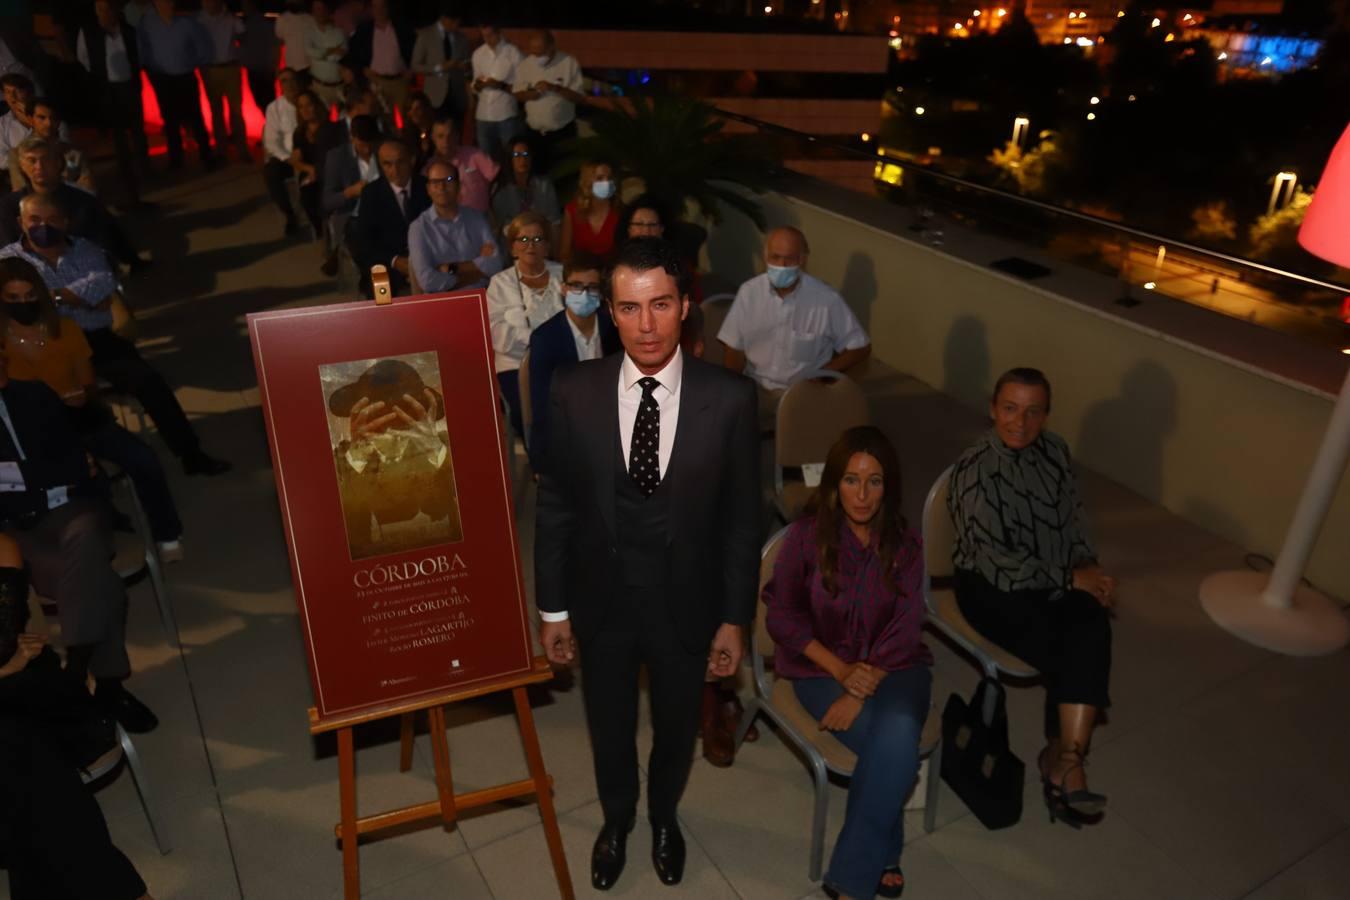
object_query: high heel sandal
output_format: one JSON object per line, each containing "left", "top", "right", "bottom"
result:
{"left": 1042, "top": 747, "right": 1107, "bottom": 828}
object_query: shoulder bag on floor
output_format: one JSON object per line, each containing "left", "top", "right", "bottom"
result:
{"left": 940, "top": 676, "right": 1024, "bottom": 829}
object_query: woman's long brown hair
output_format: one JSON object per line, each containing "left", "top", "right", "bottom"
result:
{"left": 804, "top": 425, "right": 907, "bottom": 595}
{"left": 0, "top": 256, "right": 63, "bottom": 334}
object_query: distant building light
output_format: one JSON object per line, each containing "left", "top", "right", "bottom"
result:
{"left": 1164, "top": 32, "right": 1176, "bottom": 42}
{"left": 861, "top": 132, "right": 871, "bottom": 142}
{"left": 1086, "top": 112, "right": 1096, "bottom": 120}
{"left": 1342, "top": 347, "right": 1350, "bottom": 355}
{"left": 997, "top": 8, "right": 1007, "bottom": 17}
{"left": 954, "top": 22, "right": 963, "bottom": 30}
{"left": 973, "top": 9, "right": 981, "bottom": 16}
{"left": 1128, "top": 93, "right": 1137, "bottom": 101}
{"left": 1261, "top": 56, "right": 1272, "bottom": 65}
{"left": 1151, "top": 17, "right": 1161, "bottom": 27}
{"left": 915, "top": 106, "right": 926, "bottom": 115}
{"left": 1218, "top": 51, "right": 1228, "bottom": 60}
{"left": 1183, "top": 13, "right": 1193, "bottom": 21}
{"left": 764, "top": 5, "right": 773, "bottom": 13}
{"left": 1144, "top": 282, "right": 1156, "bottom": 289}
{"left": 1076, "top": 36, "right": 1094, "bottom": 46}
{"left": 1117, "top": 10, "right": 1125, "bottom": 17}
{"left": 889, "top": 37, "right": 903, "bottom": 49}
{"left": 1064, "top": 37, "right": 1073, "bottom": 44}
{"left": 1090, "top": 96, "right": 1100, "bottom": 105}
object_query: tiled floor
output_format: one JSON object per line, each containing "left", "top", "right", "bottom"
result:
{"left": 6, "top": 165, "right": 1349, "bottom": 900}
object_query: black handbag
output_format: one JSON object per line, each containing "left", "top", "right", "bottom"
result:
{"left": 940, "top": 677, "right": 1025, "bottom": 829}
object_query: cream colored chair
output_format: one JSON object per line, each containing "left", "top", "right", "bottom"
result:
{"left": 735, "top": 527, "right": 942, "bottom": 882}
{"left": 773, "top": 371, "right": 868, "bottom": 523}
{"left": 922, "top": 465, "right": 1039, "bottom": 724}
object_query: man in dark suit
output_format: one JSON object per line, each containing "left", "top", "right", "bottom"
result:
{"left": 535, "top": 238, "right": 760, "bottom": 891}
{"left": 0, "top": 349, "right": 156, "bottom": 734}
{"left": 352, "top": 137, "right": 429, "bottom": 297}
{"left": 76, "top": 0, "right": 148, "bottom": 204}
{"left": 526, "top": 254, "right": 620, "bottom": 474}
{"left": 320, "top": 114, "right": 379, "bottom": 276}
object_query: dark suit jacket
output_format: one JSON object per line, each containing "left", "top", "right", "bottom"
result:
{"left": 534, "top": 352, "right": 761, "bottom": 652}
{"left": 0, "top": 187, "right": 137, "bottom": 266}
{"left": 0, "top": 380, "right": 95, "bottom": 527}
{"left": 78, "top": 20, "right": 142, "bottom": 85}
{"left": 526, "top": 307, "right": 621, "bottom": 474}
{"left": 352, "top": 175, "right": 430, "bottom": 293}
{"left": 321, "top": 142, "right": 362, "bottom": 215}
{"left": 346, "top": 19, "right": 414, "bottom": 74}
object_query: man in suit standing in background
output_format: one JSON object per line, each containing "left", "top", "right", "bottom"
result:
{"left": 353, "top": 137, "right": 428, "bottom": 297}
{"left": 535, "top": 238, "right": 760, "bottom": 891}
{"left": 411, "top": 3, "right": 471, "bottom": 125}
{"left": 76, "top": 0, "right": 148, "bottom": 204}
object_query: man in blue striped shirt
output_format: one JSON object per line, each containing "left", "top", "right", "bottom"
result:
{"left": 0, "top": 193, "right": 230, "bottom": 476}
{"left": 138, "top": 0, "right": 216, "bottom": 170}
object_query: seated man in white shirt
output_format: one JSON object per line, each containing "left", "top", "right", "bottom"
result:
{"left": 260, "top": 68, "right": 304, "bottom": 237}
{"left": 717, "top": 226, "right": 870, "bottom": 427}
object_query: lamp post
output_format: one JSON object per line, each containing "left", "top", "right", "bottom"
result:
{"left": 1012, "top": 116, "right": 1030, "bottom": 148}
{"left": 1268, "top": 171, "right": 1298, "bottom": 215}
{"left": 1199, "top": 126, "right": 1350, "bottom": 656}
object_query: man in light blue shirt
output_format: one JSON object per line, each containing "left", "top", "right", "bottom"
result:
{"left": 408, "top": 158, "right": 502, "bottom": 293}
{"left": 138, "top": 0, "right": 215, "bottom": 170}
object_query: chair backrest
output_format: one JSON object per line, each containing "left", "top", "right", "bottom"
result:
{"left": 775, "top": 372, "right": 869, "bottom": 470}
{"left": 922, "top": 465, "right": 957, "bottom": 586}
{"left": 752, "top": 526, "right": 793, "bottom": 697}
{"left": 698, "top": 292, "right": 735, "bottom": 367}
{"left": 518, "top": 347, "right": 533, "bottom": 436}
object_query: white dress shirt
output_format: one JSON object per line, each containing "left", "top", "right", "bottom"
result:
{"left": 539, "top": 347, "right": 684, "bottom": 623}
{"left": 76, "top": 28, "right": 133, "bottom": 82}
{"left": 306, "top": 22, "right": 347, "bottom": 83}
{"left": 514, "top": 51, "right": 583, "bottom": 133}
{"left": 261, "top": 95, "right": 297, "bottom": 162}
{"left": 471, "top": 40, "right": 523, "bottom": 123}
{"left": 718, "top": 272, "right": 869, "bottom": 391}
{"left": 566, "top": 314, "right": 603, "bottom": 362}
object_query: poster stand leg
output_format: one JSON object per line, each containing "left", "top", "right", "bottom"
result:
{"left": 317, "top": 659, "right": 574, "bottom": 899}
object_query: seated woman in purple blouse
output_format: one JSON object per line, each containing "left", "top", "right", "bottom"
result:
{"left": 765, "top": 425, "right": 931, "bottom": 900}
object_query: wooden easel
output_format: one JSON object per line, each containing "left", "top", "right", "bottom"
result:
{"left": 308, "top": 656, "right": 573, "bottom": 899}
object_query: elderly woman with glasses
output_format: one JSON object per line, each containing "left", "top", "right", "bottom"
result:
{"left": 485, "top": 210, "right": 563, "bottom": 439}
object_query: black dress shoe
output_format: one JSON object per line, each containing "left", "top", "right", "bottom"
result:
{"left": 651, "top": 822, "right": 686, "bottom": 886}
{"left": 183, "top": 451, "right": 232, "bottom": 477}
{"left": 591, "top": 819, "right": 634, "bottom": 891}
{"left": 99, "top": 686, "right": 159, "bottom": 734}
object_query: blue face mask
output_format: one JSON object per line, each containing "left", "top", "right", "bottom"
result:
{"left": 766, "top": 264, "right": 800, "bottom": 289}
{"left": 590, "top": 179, "right": 616, "bottom": 200}
{"left": 564, "top": 290, "right": 601, "bottom": 318}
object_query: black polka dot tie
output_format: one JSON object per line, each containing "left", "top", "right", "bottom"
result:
{"left": 629, "top": 377, "right": 661, "bottom": 497}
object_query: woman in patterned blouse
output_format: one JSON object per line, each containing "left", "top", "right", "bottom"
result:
{"left": 948, "top": 367, "right": 1114, "bottom": 828}
{"left": 765, "top": 426, "right": 931, "bottom": 900}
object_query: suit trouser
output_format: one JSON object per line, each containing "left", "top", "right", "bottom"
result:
{"left": 262, "top": 157, "right": 299, "bottom": 223}
{"left": 201, "top": 63, "right": 249, "bottom": 156}
{"left": 246, "top": 67, "right": 276, "bottom": 112}
{"left": 579, "top": 585, "right": 707, "bottom": 826}
{"left": 146, "top": 70, "right": 213, "bottom": 166}
{"left": 527, "top": 120, "right": 576, "bottom": 175}
{"left": 103, "top": 80, "right": 148, "bottom": 198}
{"left": 6, "top": 500, "right": 130, "bottom": 680}
{"left": 86, "top": 328, "right": 201, "bottom": 461}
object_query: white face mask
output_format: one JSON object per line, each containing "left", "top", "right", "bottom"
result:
{"left": 590, "top": 179, "right": 616, "bottom": 200}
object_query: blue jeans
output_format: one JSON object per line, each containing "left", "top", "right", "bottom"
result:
{"left": 476, "top": 116, "right": 523, "bottom": 160}
{"left": 794, "top": 666, "right": 931, "bottom": 900}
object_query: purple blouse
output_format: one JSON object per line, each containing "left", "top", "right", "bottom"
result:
{"left": 764, "top": 517, "right": 932, "bottom": 680}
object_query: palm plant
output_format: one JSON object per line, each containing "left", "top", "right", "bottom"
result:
{"left": 563, "top": 93, "right": 773, "bottom": 231}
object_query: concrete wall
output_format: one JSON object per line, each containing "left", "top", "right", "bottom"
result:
{"left": 703, "top": 188, "right": 1350, "bottom": 601}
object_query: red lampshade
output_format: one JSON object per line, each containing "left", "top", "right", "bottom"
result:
{"left": 1299, "top": 122, "right": 1350, "bottom": 269}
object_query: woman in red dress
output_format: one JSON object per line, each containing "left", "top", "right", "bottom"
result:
{"left": 559, "top": 160, "right": 621, "bottom": 264}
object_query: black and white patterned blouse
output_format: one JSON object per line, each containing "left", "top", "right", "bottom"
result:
{"left": 948, "top": 429, "right": 1096, "bottom": 594}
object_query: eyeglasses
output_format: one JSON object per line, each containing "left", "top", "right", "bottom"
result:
{"left": 511, "top": 150, "right": 531, "bottom": 158}
{"left": 563, "top": 281, "right": 601, "bottom": 292}
{"left": 514, "top": 234, "right": 547, "bottom": 244}
{"left": 427, "top": 175, "right": 458, "bottom": 186}
{"left": 630, "top": 220, "right": 662, "bottom": 230}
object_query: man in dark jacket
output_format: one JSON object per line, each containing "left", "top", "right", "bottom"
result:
{"left": 76, "top": 0, "right": 149, "bottom": 202}
{"left": 353, "top": 137, "right": 428, "bottom": 297}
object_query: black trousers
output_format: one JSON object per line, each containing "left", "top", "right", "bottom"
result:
{"left": 102, "top": 80, "right": 148, "bottom": 199}
{"left": 146, "top": 70, "right": 213, "bottom": 167}
{"left": 579, "top": 585, "right": 707, "bottom": 826}
{"left": 953, "top": 569, "right": 1112, "bottom": 740}
{"left": 262, "top": 158, "right": 298, "bottom": 224}
{"left": 527, "top": 120, "right": 576, "bottom": 175}
{"left": 246, "top": 67, "right": 276, "bottom": 111}
{"left": 74, "top": 407, "right": 183, "bottom": 543}
{"left": 86, "top": 328, "right": 201, "bottom": 460}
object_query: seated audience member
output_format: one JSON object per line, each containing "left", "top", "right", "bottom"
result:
{"left": 0, "top": 347, "right": 156, "bottom": 733}
{"left": 321, "top": 113, "right": 380, "bottom": 274}
{"left": 765, "top": 425, "right": 930, "bottom": 900}
{"left": 0, "top": 194, "right": 231, "bottom": 477}
{"left": 949, "top": 367, "right": 1112, "bottom": 827}
{"left": 261, "top": 68, "right": 306, "bottom": 237}
{"left": 289, "top": 89, "right": 331, "bottom": 240}
{"left": 0, "top": 73, "right": 36, "bottom": 177}
{"left": 319, "top": 80, "right": 379, "bottom": 164}
{"left": 8, "top": 99, "right": 91, "bottom": 194}
{"left": 485, "top": 211, "right": 558, "bottom": 440}
{"left": 400, "top": 90, "right": 436, "bottom": 170}
{"left": 559, "top": 159, "right": 620, "bottom": 263}
{"left": 617, "top": 194, "right": 703, "bottom": 303}
{"left": 353, "top": 138, "right": 429, "bottom": 296}
{"left": 0, "top": 537, "right": 153, "bottom": 900}
{"left": 525, "top": 254, "right": 619, "bottom": 471}
{"left": 410, "top": 159, "right": 501, "bottom": 293}
{"left": 718, "top": 226, "right": 870, "bottom": 424}
{"left": 0, "top": 258, "right": 183, "bottom": 557}
{"left": 1, "top": 137, "right": 144, "bottom": 271}
{"left": 491, "top": 136, "right": 561, "bottom": 230}
{"left": 425, "top": 114, "right": 497, "bottom": 215}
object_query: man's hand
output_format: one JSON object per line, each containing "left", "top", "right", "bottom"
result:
{"left": 344, "top": 181, "right": 365, "bottom": 199}
{"left": 1072, "top": 565, "right": 1117, "bottom": 609}
{"left": 540, "top": 619, "right": 575, "bottom": 666}
{"left": 53, "top": 288, "right": 84, "bottom": 308}
{"left": 819, "top": 693, "right": 863, "bottom": 732}
{"left": 392, "top": 256, "right": 410, "bottom": 275}
{"left": 479, "top": 241, "right": 496, "bottom": 258}
{"left": 706, "top": 623, "right": 744, "bottom": 678}
{"left": 0, "top": 633, "right": 46, "bottom": 678}
{"left": 456, "top": 262, "right": 486, "bottom": 283}
{"left": 836, "top": 661, "right": 882, "bottom": 699}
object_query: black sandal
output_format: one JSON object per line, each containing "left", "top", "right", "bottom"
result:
{"left": 1043, "top": 748, "right": 1107, "bottom": 828}
{"left": 878, "top": 865, "right": 905, "bottom": 898}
